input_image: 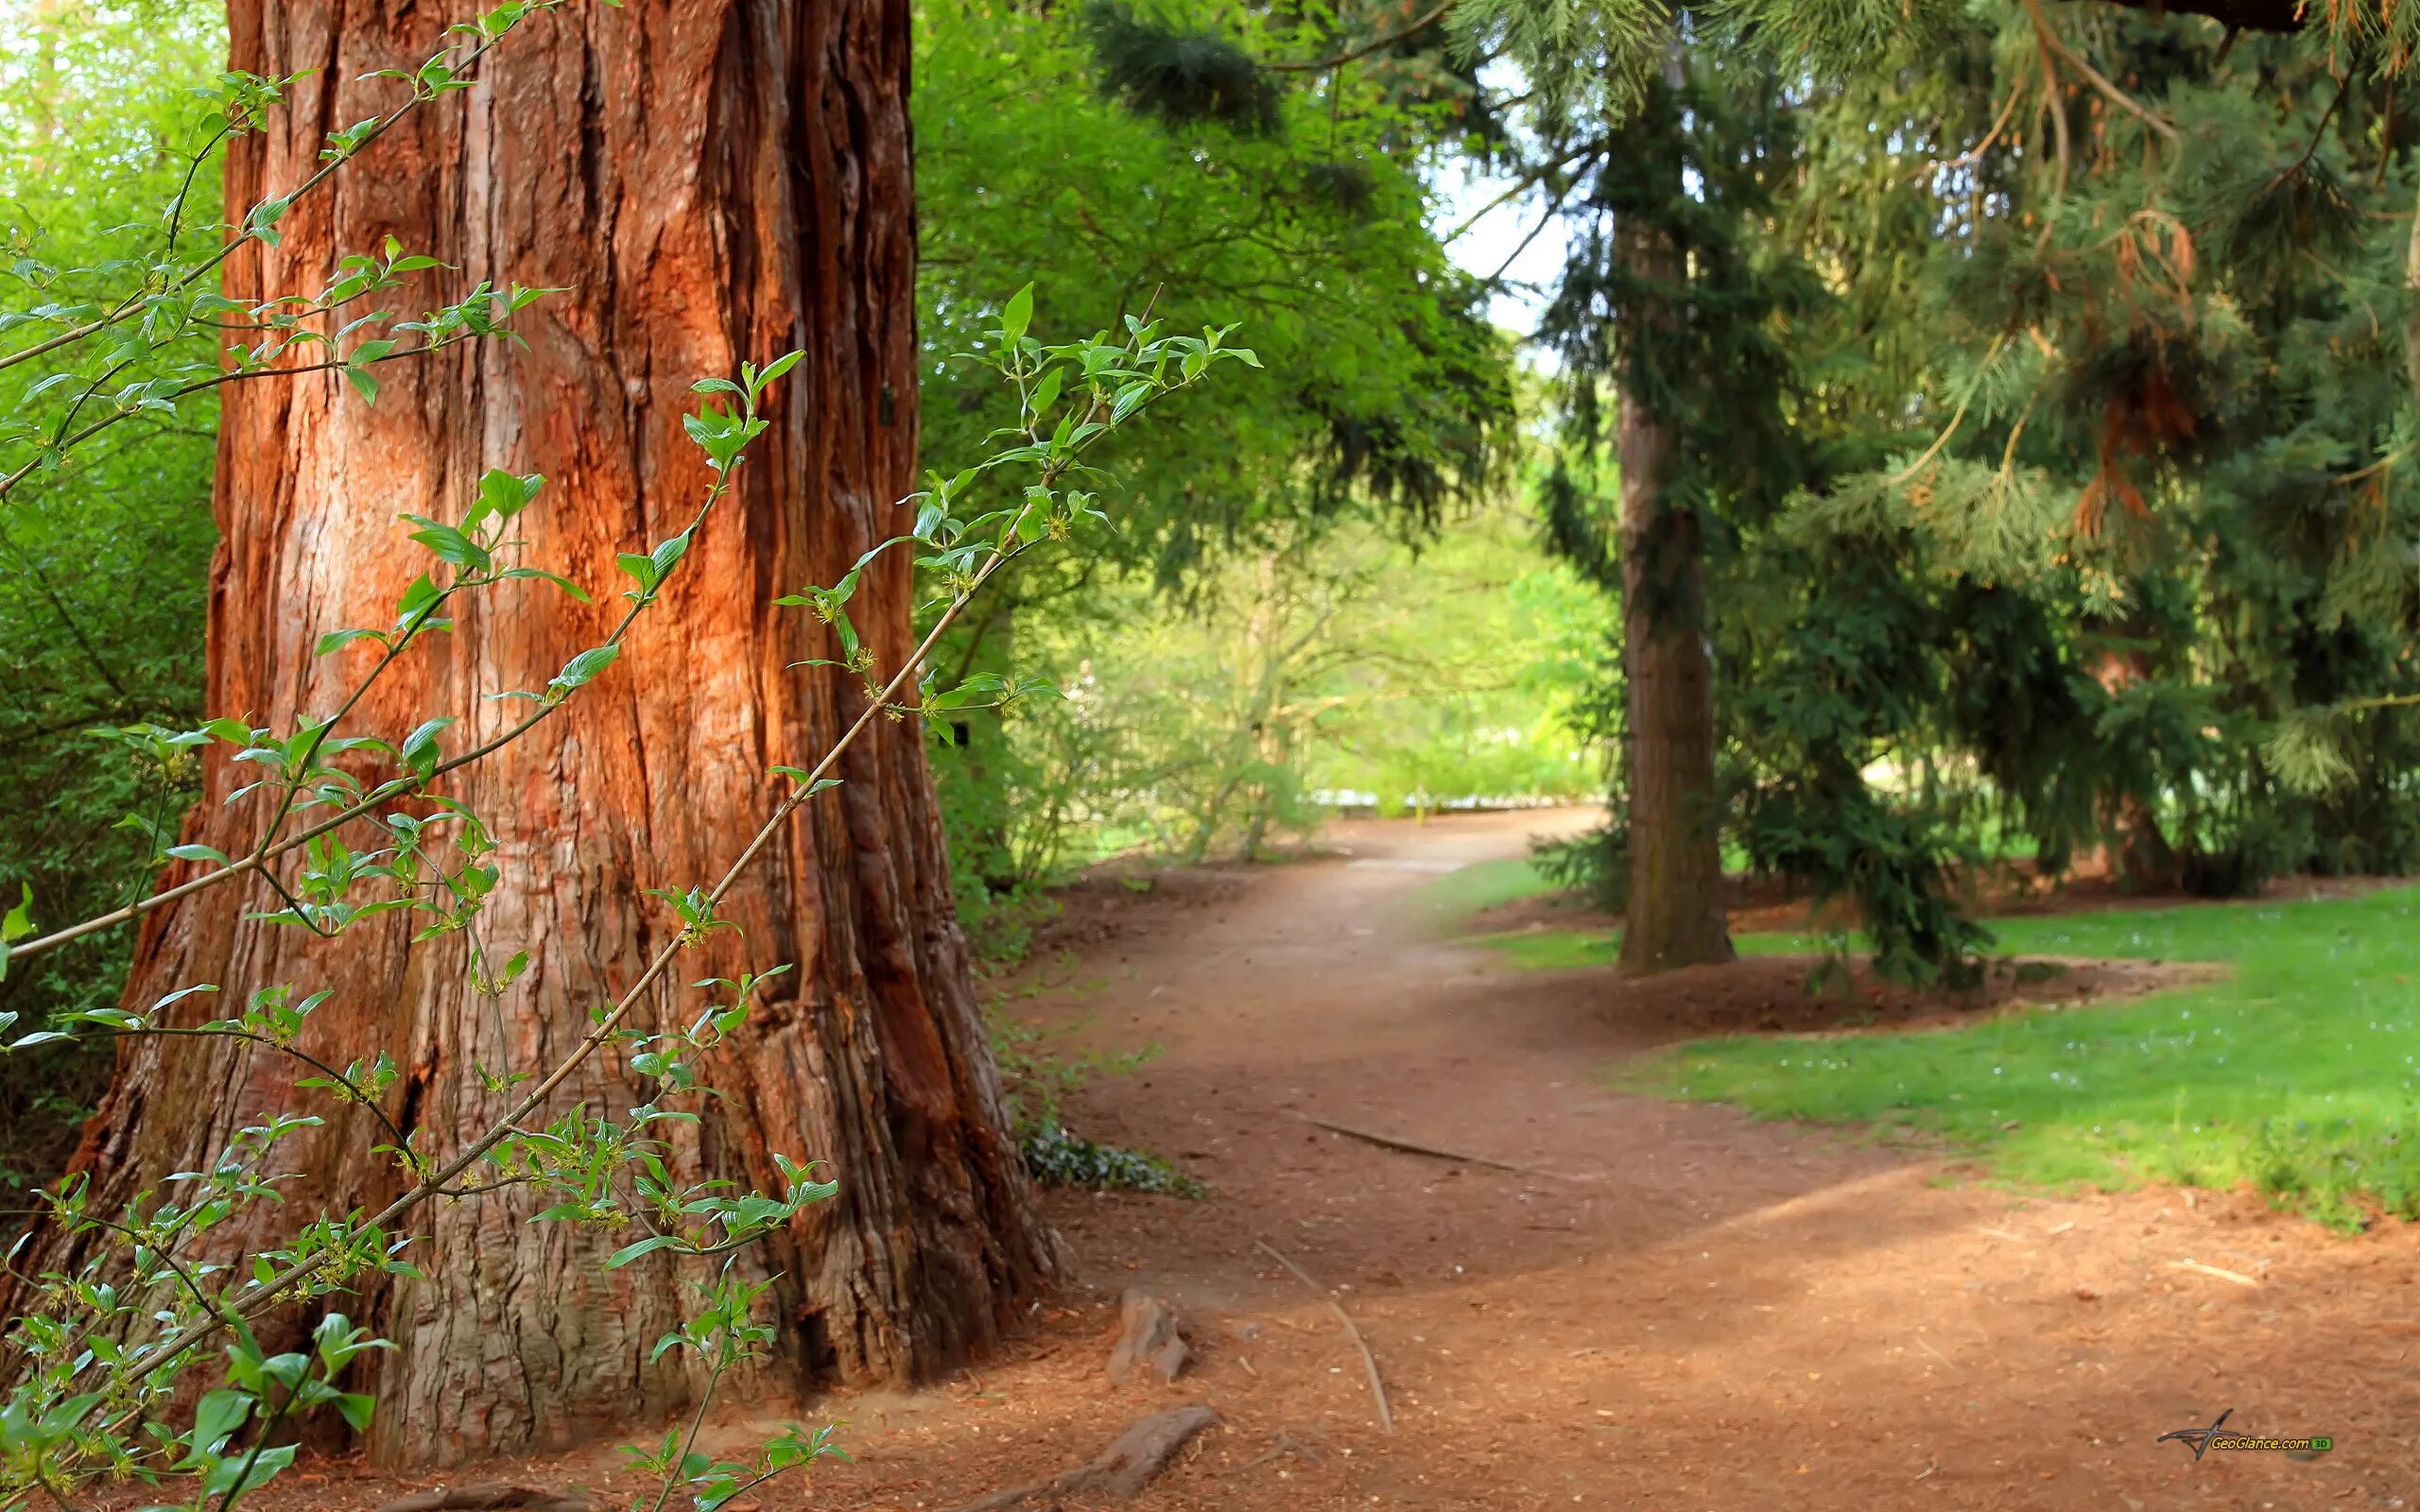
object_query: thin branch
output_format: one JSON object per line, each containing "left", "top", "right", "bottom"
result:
{"left": 1914, "top": 58, "right": 2031, "bottom": 183}
{"left": 1263, "top": 0, "right": 1452, "bottom": 73}
{"left": 0, "top": 19, "right": 534, "bottom": 377}
{"left": 2022, "top": 0, "right": 2178, "bottom": 143}
{"left": 1443, "top": 144, "right": 1599, "bottom": 244}
{"left": 2262, "top": 71, "right": 2350, "bottom": 198}
{"left": 1253, "top": 1240, "right": 1392, "bottom": 1434}
{"left": 1485, "top": 171, "right": 1584, "bottom": 284}
{"left": 109, "top": 1027, "right": 412, "bottom": 1156}
{"left": 1, "top": 340, "right": 457, "bottom": 505}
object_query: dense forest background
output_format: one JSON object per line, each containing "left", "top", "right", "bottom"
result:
{"left": 11, "top": 0, "right": 2420, "bottom": 1495}
{"left": 16, "top": 0, "right": 2420, "bottom": 1172}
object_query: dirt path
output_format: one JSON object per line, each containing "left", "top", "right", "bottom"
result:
{"left": 820, "top": 809, "right": 2416, "bottom": 1512}
{"left": 232, "top": 810, "right": 2420, "bottom": 1511}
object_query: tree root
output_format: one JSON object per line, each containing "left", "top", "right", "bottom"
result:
{"left": 1295, "top": 1113, "right": 1597, "bottom": 1183}
{"left": 942, "top": 1403, "right": 1219, "bottom": 1511}
{"left": 1107, "top": 1287, "right": 1192, "bottom": 1383}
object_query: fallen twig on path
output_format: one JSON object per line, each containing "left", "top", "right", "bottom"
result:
{"left": 1254, "top": 1239, "right": 1395, "bottom": 1435}
{"left": 1294, "top": 1113, "right": 1596, "bottom": 1184}
{"left": 942, "top": 1404, "right": 1218, "bottom": 1511}
{"left": 2171, "top": 1257, "right": 2260, "bottom": 1287}
{"left": 1225, "top": 1429, "right": 1328, "bottom": 1475}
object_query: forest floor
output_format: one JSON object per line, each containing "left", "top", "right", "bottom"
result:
{"left": 219, "top": 809, "right": 2418, "bottom": 1511}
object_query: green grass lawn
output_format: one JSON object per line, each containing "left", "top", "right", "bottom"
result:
{"left": 1411, "top": 855, "right": 1566, "bottom": 922}
{"left": 1462, "top": 926, "right": 1819, "bottom": 971}
{"left": 1618, "top": 887, "right": 2420, "bottom": 1228}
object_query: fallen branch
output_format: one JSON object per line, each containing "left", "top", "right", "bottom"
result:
{"left": 1294, "top": 1114, "right": 1596, "bottom": 1184}
{"left": 1253, "top": 1239, "right": 1394, "bottom": 1435}
{"left": 2171, "top": 1257, "right": 2260, "bottom": 1287}
{"left": 1224, "top": 1429, "right": 1327, "bottom": 1475}
{"left": 943, "top": 1404, "right": 1218, "bottom": 1511}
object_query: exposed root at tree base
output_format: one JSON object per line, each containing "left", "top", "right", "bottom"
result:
{"left": 941, "top": 1404, "right": 1219, "bottom": 1511}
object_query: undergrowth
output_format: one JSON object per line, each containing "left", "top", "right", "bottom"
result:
{"left": 1019, "top": 1124, "right": 1208, "bottom": 1196}
{"left": 985, "top": 979, "right": 1206, "bottom": 1197}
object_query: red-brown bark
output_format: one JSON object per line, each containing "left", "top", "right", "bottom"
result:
{"left": 19, "top": 0, "right": 1054, "bottom": 1464}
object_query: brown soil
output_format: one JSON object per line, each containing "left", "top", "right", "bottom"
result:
{"left": 124, "top": 809, "right": 2420, "bottom": 1511}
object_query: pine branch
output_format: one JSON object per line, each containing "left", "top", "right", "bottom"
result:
{"left": 1264, "top": 0, "right": 1453, "bottom": 73}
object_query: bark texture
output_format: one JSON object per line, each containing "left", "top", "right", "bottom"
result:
{"left": 1613, "top": 382, "right": 1733, "bottom": 974}
{"left": 1612, "top": 94, "right": 1733, "bottom": 975}
{"left": 21, "top": 0, "right": 1054, "bottom": 1464}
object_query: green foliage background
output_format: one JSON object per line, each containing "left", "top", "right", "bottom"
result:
{"left": 1, "top": 0, "right": 222, "bottom": 1184}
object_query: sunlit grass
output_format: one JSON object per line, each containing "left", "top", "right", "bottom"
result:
{"left": 1620, "top": 887, "right": 2420, "bottom": 1228}
{"left": 1463, "top": 926, "right": 1815, "bottom": 971}
{"left": 1465, "top": 927, "right": 1616, "bottom": 970}
{"left": 1412, "top": 854, "right": 1564, "bottom": 922}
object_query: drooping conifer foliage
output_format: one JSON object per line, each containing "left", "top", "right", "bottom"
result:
{"left": 1083, "top": 0, "right": 2420, "bottom": 980}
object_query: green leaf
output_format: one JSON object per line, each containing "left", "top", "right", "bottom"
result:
{"left": 190, "top": 1388, "right": 253, "bottom": 1453}
{"left": 649, "top": 530, "right": 693, "bottom": 580}
{"left": 1109, "top": 380, "right": 1152, "bottom": 423}
{"left": 202, "top": 1441, "right": 295, "bottom": 1498}
{"left": 549, "top": 644, "right": 622, "bottom": 692}
{"left": 394, "top": 573, "right": 444, "bottom": 626}
{"left": 753, "top": 349, "right": 804, "bottom": 393}
{"left": 401, "top": 514, "right": 493, "bottom": 573}
{"left": 496, "top": 566, "right": 592, "bottom": 602}
{"left": 605, "top": 1234, "right": 683, "bottom": 1269}
{"left": 316, "top": 627, "right": 385, "bottom": 657}
{"left": 1028, "top": 365, "right": 1063, "bottom": 419}
{"left": 476, "top": 468, "right": 544, "bottom": 522}
{"left": 167, "top": 844, "right": 233, "bottom": 866}
{"left": 769, "top": 770, "right": 844, "bottom": 799}
{"left": 1000, "top": 283, "right": 1034, "bottom": 347}
{"left": 398, "top": 717, "right": 454, "bottom": 781}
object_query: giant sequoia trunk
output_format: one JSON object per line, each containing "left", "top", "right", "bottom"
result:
{"left": 24, "top": 0, "right": 1055, "bottom": 1464}
{"left": 1612, "top": 123, "right": 1733, "bottom": 976}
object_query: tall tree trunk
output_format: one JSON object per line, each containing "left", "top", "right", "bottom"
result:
{"left": 20, "top": 0, "right": 1054, "bottom": 1466}
{"left": 1614, "top": 61, "right": 1733, "bottom": 975}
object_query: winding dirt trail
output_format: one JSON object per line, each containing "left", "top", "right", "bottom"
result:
{"left": 788, "top": 810, "right": 2416, "bottom": 1511}
{"left": 233, "top": 810, "right": 2418, "bottom": 1511}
